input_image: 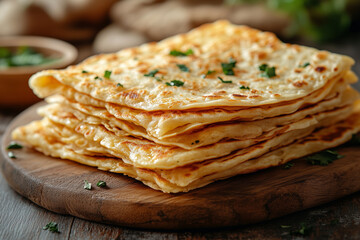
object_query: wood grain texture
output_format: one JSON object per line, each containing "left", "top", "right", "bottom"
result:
{"left": 2, "top": 102, "right": 360, "bottom": 230}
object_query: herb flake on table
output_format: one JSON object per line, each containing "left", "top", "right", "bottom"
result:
{"left": 259, "top": 64, "right": 276, "bottom": 78}
{"left": 221, "top": 58, "right": 236, "bottom": 75}
{"left": 165, "top": 80, "right": 184, "bottom": 87}
{"left": 218, "top": 77, "right": 232, "bottom": 84}
{"left": 84, "top": 180, "right": 92, "bottom": 190}
{"left": 169, "top": 49, "right": 193, "bottom": 57}
{"left": 307, "top": 149, "right": 343, "bottom": 166}
{"left": 97, "top": 180, "right": 107, "bottom": 188}
{"left": 43, "top": 221, "right": 60, "bottom": 233}
{"left": 144, "top": 69, "right": 159, "bottom": 77}
{"left": 177, "top": 64, "right": 189, "bottom": 72}
{"left": 104, "top": 70, "right": 112, "bottom": 79}
{"left": 7, "top": 141, "right": 23, "bottom": 149}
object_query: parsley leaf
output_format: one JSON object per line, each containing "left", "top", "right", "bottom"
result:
{"left": 165, "top": 80, "right": 184, "bottom": 87}
{"left": 177, "top": 64, "right": 189, "bottom": 72}
{"left": 104, "top": 70, "right": 112, "bottom": 79}
{"left": 116, "top": 83, "right": 123, "bottom": 87}
{"left": 144, "top": 69, "right": 159, "bottom": 77}
{"left": 82, "top": 70, "right": 88, "bottom": 73}
{"left": 7, "top": 141, "right": 23, "bottom": 149}
{"left": 300, "top": 62, "right": 310, "bottom": 68}
{"left": 84, "top": 180, "right": 92, "bottom": 190}
{"left": 221, "top": 58, "right": 237, "bottom": 75}
{"left": 239, "top": 85, "right": 250, "bottom": 90}
{"left": 97, "top": 180, "right": 107, "bottom": 188}
{"left": 218, "top": 77, "right": 232, "bottom": 84}
{"left": 169, "top": 49, "right": 193, "bottom": 57}
{"left": 94, "top": 76, "right": 102, "bottom": 81}
{"left": 259, "top": 64, "right": 277, "bottom": 78}
{"left": 307, "top": 149, "right": 343, "bottom": 166}
{"left": 43, "top": 222, "right": 60, "bottom": 233}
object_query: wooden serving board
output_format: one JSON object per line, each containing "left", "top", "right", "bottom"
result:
{"left": 2, "top": 102, "right": 360, "bottom": 230}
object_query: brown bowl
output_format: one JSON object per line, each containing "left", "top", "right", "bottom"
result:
{"left": 0, "top": 36, "right": 78, "bottom": 108}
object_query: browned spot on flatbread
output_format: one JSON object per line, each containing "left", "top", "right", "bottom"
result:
{"left": 315, "top": 66, "right": 326, "bottom": 73}
{"left": 292, "top": 80, "right": 308, "bottom": 88}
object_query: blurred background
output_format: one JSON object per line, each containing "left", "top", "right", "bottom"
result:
{"left": 0, "top": 0, "right": 359, "bottom": 107}
{"left": 1, "top": 0, "right": 359, "bottom": 55}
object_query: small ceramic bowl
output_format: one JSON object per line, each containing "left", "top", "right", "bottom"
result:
{"left": 0, "top": 36, "right": 78, "bottom": 108}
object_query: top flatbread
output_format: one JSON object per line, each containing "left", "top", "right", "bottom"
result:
{"left": 29, "top": 20, "right": 354, "bottom": 110}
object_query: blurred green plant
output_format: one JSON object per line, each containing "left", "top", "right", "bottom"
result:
{"left": 226, "top": 0, "right": 354, "bottom": 42}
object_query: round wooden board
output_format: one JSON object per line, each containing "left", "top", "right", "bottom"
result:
{"left": 2, "top": 102, "right": 360, "bottom": 230}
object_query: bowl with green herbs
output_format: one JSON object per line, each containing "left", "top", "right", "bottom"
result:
{"left": 0, "top": 36, "right": 77, "bottom": 108}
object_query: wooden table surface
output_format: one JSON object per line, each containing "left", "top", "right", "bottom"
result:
{"left": 1, "top": 34, "right": 360, "bottom": 239}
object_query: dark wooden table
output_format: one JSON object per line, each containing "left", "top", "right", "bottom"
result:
{"left": 1, "top": 34, "right": 360, "bottom": 239}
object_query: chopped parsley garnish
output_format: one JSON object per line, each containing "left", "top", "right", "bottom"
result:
{"left": 144, "top": 69, "right": 159, "bottom": 77}
{"left": 8, "top": 151, "right": 16, "bottom": 159}
{"left": 7, "top": 141, "right": 23, "bottom": 149}
{"left": 116, "top": 83, "right": 123, "bottom": 87}
{"left": 218, "top": 77, "right": 232, "bottom": 84}
{"left": 84, "top": 180, "right": 92, "bottom": 190}
{"left": 202, "top": 70, "right": 216, "bottom": 78}
{"left": 307, "top": 149, "right": 343, "bottom": 166}
{"left": 43, "top": 222, "right": 60, "bottom": 233}
{"left": 259, "top": 64, "right": 277, "bottom": 78}
{"left": 104, "top": 70, "right": 112, "bottom": 79}
{"left": 176, "top": 64, "right": 189, "bottom": 72}
{"left": 283, "top": 162, "right": 294, "bottom": 169}
{"left": 155, "top": 77, "right": 162, "bottom": 82}
{"left": 82, "top": 70, "right": 89, "bottom": 73}
{"left": 94, "top": 76, "right": 102, "bottom": 80}
{"left": 169, "top": 49, "right": 193, "bottom": 57}
{"left": 239, "top": 85, "right": 250, "bottom": 90}
{"left": 221, "top": 58, "right": 237, "bottom": 75}
{"left": 165, "top": 80, "right": 184, "bottom": 87}
{"left": 300, "top": 62, "right": 310, "bottom": 68}
{"left": 97, "top": 180, "right": 107, "bottom": 188}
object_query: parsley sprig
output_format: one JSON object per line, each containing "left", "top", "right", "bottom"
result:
{"left": 43, "top": 222, "right": 60, "bottom": 233}
{"left": 104, "top": 70, "right": 112, "bottom": 79}
{"left": 166, "top": 80, "right": 184, "bottom": 87}
{"left": 259, "top": 64, "right": 276, "bottom": 78}
{"left": 177, "top": 64, "right": 189, "bottom": 72}
{"left": 307, "top": 149, "right": 343, "bottom": 166}
{"left": 218, "top": 77, "right": 232, "bottom": 84}
{"left": 169, "top": 49, "right": 193, "bottom": 57}
{"left": 221, "top": 58, "right": 237, "bottom": 75}
{"left": 144, "top": 69, "right": 159, "bottom": 77}
{"left": 7, "top": 141, "right": 23, "bottom": 149}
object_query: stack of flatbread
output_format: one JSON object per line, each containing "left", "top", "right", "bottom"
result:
{"left": 12, "top": 21, "right": 360, "bottom": 193}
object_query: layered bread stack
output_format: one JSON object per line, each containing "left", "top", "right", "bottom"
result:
{"left": 12, "top": 21, "right": 360, "bottom": 193}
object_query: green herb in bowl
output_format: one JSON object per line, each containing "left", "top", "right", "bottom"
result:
{"left": 0, "top": 46, "right": 55, "bottom": 68}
